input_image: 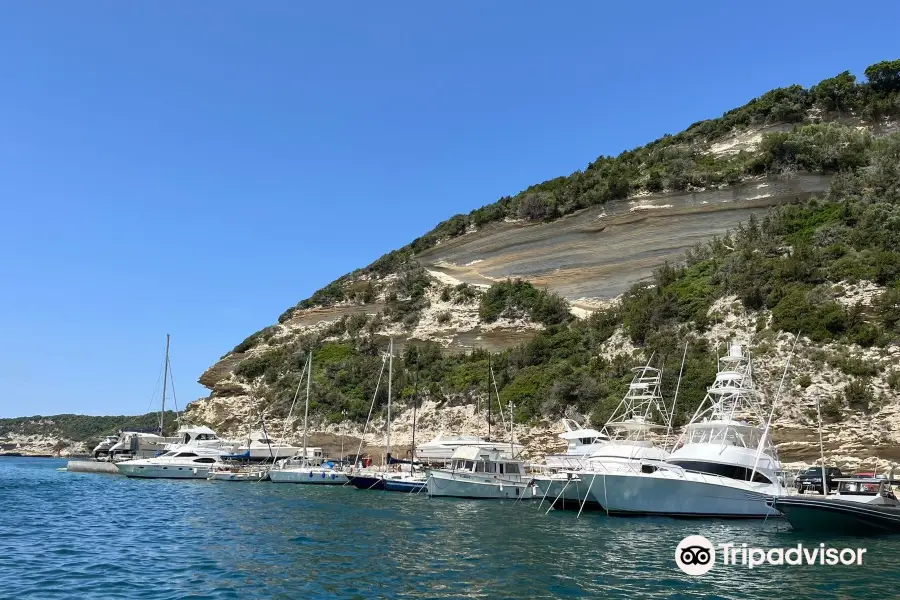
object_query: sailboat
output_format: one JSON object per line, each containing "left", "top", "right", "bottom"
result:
{"left": 348, "top": 339, "right": 398, "bottom": 491}
{"left": 110, "top": 334, "right": 178, "bottom": 463}
{"left": 269, "top": 349, "right": 348, "bottom": 485}
{"left": 383, "top": 357, "right": 428, "bottom": 493}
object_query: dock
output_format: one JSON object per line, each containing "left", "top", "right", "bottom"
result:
{"left": 65, "top": 460, "right": 121, "bottom": 475}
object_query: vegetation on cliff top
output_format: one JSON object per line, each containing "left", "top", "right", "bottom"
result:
{"left": 273, "top": 59, "right": 900, "bottom": 320}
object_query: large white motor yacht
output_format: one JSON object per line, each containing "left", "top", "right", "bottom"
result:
{"left": 582, "top": 343, "right": 784, "bottom": 517}
{"left": 426, "top": 446, "right": 535, "bottom": 500}
{"left": 116, "top": 447, "right": 229, "bottom": 479}
{"left": 164, "top": 426, "right": 239, "bottom": 454}
{"left": 535, "top": 364, "right": 671, "bottom": 508}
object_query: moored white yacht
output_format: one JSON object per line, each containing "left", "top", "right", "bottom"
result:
{"left": 583, "top": 343, "right": 784, "bottom": 517}
{"left": 542, "top": 419, "right": 608, "bottom": 470}
{"left": 230, "top": 430, "right": 303, "bottom": 462}
{"left": 116, "top": 447, "right": 229, "bottom": 479}
{"left": 535, "top": 363, "right": 672, "bottom": 508}
{"left": 426, "top": 446, "right": 535, "bottom": 500}
{"left": 164, "top": 425, "right": 239, "bottom": 454}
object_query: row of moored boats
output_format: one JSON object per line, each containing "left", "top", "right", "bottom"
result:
{"left": 88, "top": 340, "right": 900, "bottom": 535}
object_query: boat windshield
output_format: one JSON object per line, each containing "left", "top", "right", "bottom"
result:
{"left": 839, "top": 480, "right": 882, "bottom": 495}
{"left": 684, "top": 424, "right": 763, "bottom": 449}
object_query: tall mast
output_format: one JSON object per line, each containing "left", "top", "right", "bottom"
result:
{"left": 302, "top": 351, "right": 311, "bottom": 466}
{"left": 386, "top": 339, "right": 393, "bottom": 464}
{"left": 411, "top": 354, "right": 419, "bottom": 468}
{"left": 160, "top": 334, "right": 170, "bottom": 435}
{"left": 487, "top": 352, "right": 492, "bottom": 441}
{"left": 509, "top": 399, "right": 515, "bottom": 458}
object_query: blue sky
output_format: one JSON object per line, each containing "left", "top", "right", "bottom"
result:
{"left": 1, "top": 2, "right": 898, "bottom": 418}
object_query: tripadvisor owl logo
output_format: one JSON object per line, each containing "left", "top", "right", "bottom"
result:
{"left": 675, "top": 535, "right": 868, "bottom": 575}
{"left": 675, "top": 535, "right": 715, "bottom": 576}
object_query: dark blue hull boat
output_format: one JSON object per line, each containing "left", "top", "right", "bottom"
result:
{"left": 349, "top": 475, "right": 385, "bottom": 490}
{"left": 383, "top": 479, "right": 426, "bottom": 493}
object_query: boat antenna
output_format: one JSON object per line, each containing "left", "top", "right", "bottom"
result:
{"left": 160, "top": 334, "right": 170, "bottom": 436}
{"left": 509, "top": 399, "right": 515, "bottom": 459}
{"left": 749, "top": 331, "right": 800, "bottom": 485}
{"left": 489, "top": 364, "right": 510, "bottom": 449}
{"left": 664, "top": 342, "right": 689, "bottom": 452}
{"left": 816, "top": 394, "right": 827, "bottom": 496}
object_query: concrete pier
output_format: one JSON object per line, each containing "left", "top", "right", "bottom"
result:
{"left": 66, "top": 460, "right": 121, "bottom": 475}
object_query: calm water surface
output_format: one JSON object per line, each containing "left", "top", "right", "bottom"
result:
{"left": 1, "top": 458, "right": 897, "bottom": 599}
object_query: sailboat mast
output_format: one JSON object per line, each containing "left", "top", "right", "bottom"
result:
{"left": 302, "top": 351, "right": 311, "bottom": 466}
{"left": 487, "top": 353, "right": 492, "bottom": 441}
{"left": 411, "top": 355, "right": 418, "bottom": 468}
{"left": 386, "top": 339, "right": 393, "bottom": 464}
{"left": 160, "top": 334, "right": 170, "bottom": 435}
{"left": 509, "top": 400, "right": 515, "bottom": 458}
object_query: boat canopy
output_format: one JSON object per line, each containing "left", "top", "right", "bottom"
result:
{"left": 451, "top": 445, "right": 499, "bottom": 461}
{"left": 559, "top": 428, "right": 605, "bottom": 440}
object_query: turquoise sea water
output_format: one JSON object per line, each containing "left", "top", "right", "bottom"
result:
{"left": 1, "top": 457, "right": 897, "bottom": 599}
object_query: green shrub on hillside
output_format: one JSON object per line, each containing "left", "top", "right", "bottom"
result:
{"left": 479, "top": 279, "right": 570, "bottom": 326}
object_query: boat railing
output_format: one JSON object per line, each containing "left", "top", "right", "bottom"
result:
{"left": 578, "top": 458, "right": 778, "bottom": 494}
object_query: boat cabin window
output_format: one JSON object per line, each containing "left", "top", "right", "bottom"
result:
{"left": 175, "top": 452, "right": 198, "bottom": 458}
{"left": 840, "top": 481, "right": 880, "bottom": 495}
{"left": 474, "top": 461, "right": 497, "bottom": 473}
{"left": 501, "top": 463, "right": 522, "bottom": 475}
{"left": 193, "top": 457, "right": 217, "bottom": 464}
{"left": 669, "top": 460, "right": 773, "bottom": 484}
{"left": 684, "top": 425, "right": 764, "bottom": 450}
{"left": 195, "top": 433, "right": 216, "bottom": 441}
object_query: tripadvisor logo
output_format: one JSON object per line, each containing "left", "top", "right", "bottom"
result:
{"left": 675, "top": 535, "right": 868, "bottom": 575}
{"left": 675, "top": 535, "right": 715, "bottom": 576}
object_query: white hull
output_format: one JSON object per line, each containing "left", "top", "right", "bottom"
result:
{"left": 533, "top": 474, "right": 597, "bottom": 507}
{"left": 242, "top": 447, "right": 301, "bottom": 460}
{"left": 116, "top": 462, "right": 212, "bottom": 479}
{"left": 588, "top": 469, "right": 781, "bottom": 518}
{"left": 427, "top": 470, "right": 536, "bottom": 500}
{"left": 208, "top": 469, "right": 270, "bottom": 481}
{"left": 269, "top": 468, "right": 348, "bottom": 485}
{"left": 543, "top": 455, "right": 588, "bottom": 470}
